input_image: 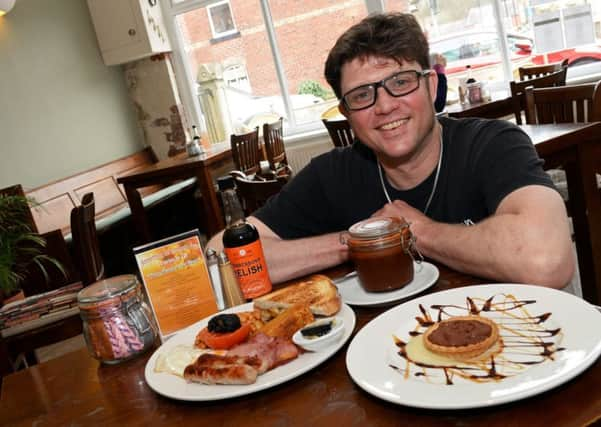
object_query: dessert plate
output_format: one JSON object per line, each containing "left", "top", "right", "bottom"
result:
{"left": 145, "top": 302, "right": 356, "bottom": 401}
{"left": 346, "top": 284, "right": 601, "bottom": 409}
{"left": 335, "top": 261, "right": 439, "bottom": 306}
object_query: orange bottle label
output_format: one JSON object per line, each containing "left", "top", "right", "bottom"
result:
{"left": 224, "top": 240, "right": 272, "bottom": 299}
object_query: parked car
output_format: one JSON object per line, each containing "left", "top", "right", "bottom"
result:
{"left": 429, "top": 30, "right": 533, "bottom": 75}
{"left": 530, "top": 43, "right": 601, "bottom": 67}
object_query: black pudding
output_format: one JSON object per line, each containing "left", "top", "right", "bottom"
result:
{"left": 301, "top": 321, "right": 333, "bottom": 338}
{"left": 208, "top": 313, "right": 241, "bottom": 333}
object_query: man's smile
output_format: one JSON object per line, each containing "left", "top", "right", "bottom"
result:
{"left": 378, "top": 118, "right": 409, "bottom": 131}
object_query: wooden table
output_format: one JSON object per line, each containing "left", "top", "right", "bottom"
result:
{"left": 117, "top": 144, "right": 232, "bottom": 241}
{"left": 522, "top": 123, "right": 601, "bottom": 304}
{"left": 446, "top": 90, "right": 513, "bottom": 119}
{"left": 2, "top": 264, "right": 601, "bottom": 426}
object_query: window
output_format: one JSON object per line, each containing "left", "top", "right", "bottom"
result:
{"left": 387, "top": 0, "right": 601, "bottom": 92}
{"left": 164, "top": 0, "right": 368, "bottom": 141}
{"left": 207, "top": 1, "right": 237, "bottom": 39}
{"left": 223, "top": 61, "right": 251, "bottom": 92}
{"left": 164, "top": 1, "right": 601, "bottom": 143}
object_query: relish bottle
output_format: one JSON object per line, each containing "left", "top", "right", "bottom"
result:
{"left": 220, "top": 177, "right": 272, "bottom": 299}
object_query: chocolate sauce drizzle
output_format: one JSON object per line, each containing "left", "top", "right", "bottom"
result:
{"left": 390, "top": 293, "right": 565, "bottom": 385}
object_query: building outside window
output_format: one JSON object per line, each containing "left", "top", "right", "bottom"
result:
{"left": 163, "top": 0, "right": 601, "bottom": 143}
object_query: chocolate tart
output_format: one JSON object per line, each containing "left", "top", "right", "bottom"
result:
{"left": 423, "top": 315, "right": 499, "bottom": 360}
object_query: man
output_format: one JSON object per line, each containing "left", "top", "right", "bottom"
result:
{"left": 209, "top": 13, "right": 574, "bottom": 289}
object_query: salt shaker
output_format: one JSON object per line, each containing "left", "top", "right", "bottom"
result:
{"left": 206, "top": 248, "right": 225, "bottom": 310}
{"left": 186, "top": 125, "right": 203, "bottom": 157}
{"left": 218, "top": 251, "right": 246, "bottom": 308}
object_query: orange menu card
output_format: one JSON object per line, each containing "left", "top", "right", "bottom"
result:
{"left": 133, "top": 230, "right": 218, "bottom": 340}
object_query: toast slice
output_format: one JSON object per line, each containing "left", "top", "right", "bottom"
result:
{"left": 253, "top": 274, "right": 341, "bottom": 317}
{"left": 258, "top": 303, "right": 314, "bottom": 340}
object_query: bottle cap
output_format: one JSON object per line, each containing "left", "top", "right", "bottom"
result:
{"left": 206, "top": 248, "right": 217, "bottom": 259}
{"left": 217, "top": 251, "right": 230, "bottom": 265}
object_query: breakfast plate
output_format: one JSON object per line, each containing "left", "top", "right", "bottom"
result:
{"left": 145, "top": 302, "right": 356, "bottom": 401}
{"left": 336, "top": 261, "right": 439, "bottom": 306}
{"left": 346, "top": 284, "right": 601, "bottom": 409}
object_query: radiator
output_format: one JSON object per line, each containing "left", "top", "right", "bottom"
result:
{"left": 286, "top": 137, "right": 332, "bottom": 173}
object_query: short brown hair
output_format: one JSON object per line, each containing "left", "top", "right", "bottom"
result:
{"left": 324, "top": 13, "right": 430, "bottom": 99}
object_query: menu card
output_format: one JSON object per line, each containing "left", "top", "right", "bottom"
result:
{"left": 133, "top": 230, "right": 218, "bottom": 340}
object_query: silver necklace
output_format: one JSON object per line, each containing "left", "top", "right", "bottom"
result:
{"left": 377, "top": 130, "right": 443, "bottom": 215}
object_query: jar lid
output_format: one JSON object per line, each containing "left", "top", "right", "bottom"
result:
{"left": 348, "top": 217, "right": 406, "bottom": 239}
{"left": 78, "top": 275, "right": 139, "bottom": 306}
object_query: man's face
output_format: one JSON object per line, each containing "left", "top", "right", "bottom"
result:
{"left": 339, "top": 55, "right": 438, "bottom": 163}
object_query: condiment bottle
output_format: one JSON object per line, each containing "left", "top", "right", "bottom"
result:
{"left": 340, "top": 217, "right": 415, "bottom": 292}
{"left": 206, "top": 248, "right": 225, "bottom": 310}
{"left": 186, "top": 125, "right": 202, "bottom": 157}
{"left": 220, "top": 176, "right": 272, "bottom": 299}
{"left": 218, "top": 251, "right": 246, "bottom": 308}
{"left": 192, "top": 125, "right": 205, "bottom": 153}
{"left": 465, "top": 65, "right": 476, "bottom": 84}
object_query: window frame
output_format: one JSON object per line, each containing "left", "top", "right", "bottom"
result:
{"left": 161, "top": 0, "right": 600, "bottom": 142}
{"left": 206, "top": 0, "right": 238, "bottom": 40}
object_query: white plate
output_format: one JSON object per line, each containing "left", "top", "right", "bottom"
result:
{"left": 346, "top": 284, "right": 601, "bottom": 409}
{"left": 336, "top": 262, "right": 439, "bottom": 306}
{"left": 145, "top": 302, "right": 356, "bottom": 401}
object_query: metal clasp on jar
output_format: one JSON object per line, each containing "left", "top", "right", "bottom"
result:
{"left": 400, "top": 222, "right": 423, "bottom": 264}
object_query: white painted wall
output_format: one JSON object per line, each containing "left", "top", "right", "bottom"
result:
{"left": 0, "top": 0, "right": 143, "bottom": 189}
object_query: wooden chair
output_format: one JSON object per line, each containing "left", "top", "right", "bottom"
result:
{"left": 230, "top": 127, "right": 262, "bottom": 176}
{"left": 70, "top": 193, "right": 104, "bottom": 286}
{"left": 232, "top": 174, "right": 287, "bottom": 215}
{"left": 0, "top": 229, "right": 83, "bottom": 380}
{"left": 263, "top": 117, "right": 291, "bottom": 175}
{"left": 0, "top": 193, "right": 106, "bottom": 379}
{"left": 518, "top": 59, "right": 568, "bottom": 81}
{"left": 322, "top": 119, "right": 355, "bottom": 148}
{"left": 524, "top": 82, "right": 601, "bottom": 301}
{"left": 525, "top": 82, "right": 601, "bottom": 124}
{"left": 509, "top": 67, "right": 568, "bottom": 124}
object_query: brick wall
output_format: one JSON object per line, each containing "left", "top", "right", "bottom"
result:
{"left": 181, "top": 1, "right": 372, "bottom": 97}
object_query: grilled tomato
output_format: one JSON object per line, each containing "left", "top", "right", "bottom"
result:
{"left": 197, "top": 322, "right": 250, "bottom": 350}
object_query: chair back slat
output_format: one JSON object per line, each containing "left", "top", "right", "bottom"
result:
{"left": 230, "top": 127, "right": 261, "bottom": 176}
{"left": 524, "top": 82, "right": 601, "bottom": 125}
{"left": 322, "top": 119, "right": 355, "bottom": 147}
{"left": 518, "top": 59, "right": 568, "bottom": 81}
{"left": 510, "top": 66, "right": 568, "bottom": 124}
{"left": 263, "top": 118, "right": 288, "bottom": 172}
{"left": 70, "top": 193, "right": 104, "bottom": 286}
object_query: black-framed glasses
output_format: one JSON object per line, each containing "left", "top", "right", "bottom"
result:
{"left": 341, "top": 70, "right": 431, "bottom": 111}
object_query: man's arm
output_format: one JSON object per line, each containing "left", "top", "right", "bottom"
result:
{"left": 373, "top": 185, "right": 575, "bottom": 288}
{"left": 206, "top": 216, "right": 349, "bottom": 284}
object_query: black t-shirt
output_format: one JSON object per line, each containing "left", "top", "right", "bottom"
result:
{"left": 255, "top": 117, "right": 554, "bottom": 239}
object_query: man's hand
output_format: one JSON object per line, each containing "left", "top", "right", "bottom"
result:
{"left": 371, "top": 200, "right": 434, "bottom": 244}
{"left": 372, "top": 186, "right": 575, "bottom": 289}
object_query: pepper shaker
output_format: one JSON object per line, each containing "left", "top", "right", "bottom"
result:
{"left": 218, "top": 251, "right": 246, "bottom": 308}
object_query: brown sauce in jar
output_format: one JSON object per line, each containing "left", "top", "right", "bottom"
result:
{"left": 343, "top": 217, "right": 415, "bottom": 292}
{"left": 351, "top": 242, "right": 414, "bottom": 292}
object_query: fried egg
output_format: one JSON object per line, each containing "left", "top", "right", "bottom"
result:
{"left": 154, "top": 345, "right": 206, "bottom": 377}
